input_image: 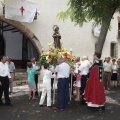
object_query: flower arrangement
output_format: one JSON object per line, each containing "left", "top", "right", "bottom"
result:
{"left": 39, "top": 42, "right": 76, "bottom": 67}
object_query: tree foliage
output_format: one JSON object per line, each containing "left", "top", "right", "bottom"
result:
{"left": 57, "top": 0, "right": 120, "bottom": 54}
{"left": 58, "top": 0, "right": 120, "bottom": 26}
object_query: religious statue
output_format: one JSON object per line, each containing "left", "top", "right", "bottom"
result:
{"left": 52, "top": 25, "right": 61, "bottom": 49}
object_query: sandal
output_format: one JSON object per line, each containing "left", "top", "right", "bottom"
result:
{"left": 74, "top": 98, "right": 80, "bottom": 101}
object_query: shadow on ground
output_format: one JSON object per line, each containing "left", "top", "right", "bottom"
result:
{"left": 0, "top": 88, "right": 120, "bottom": 120}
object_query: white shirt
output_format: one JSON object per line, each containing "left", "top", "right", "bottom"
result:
{"left": 49, "top": 65, "right": 55, "bottom": 78}
{"left": 79, "top": 60, "right": 91, "bottom": 75}
{"left": 7, "top": 61, "right": 15, "bottom": 73}
{"left": 55, "top": 62, "right": 70, "bottom": 78}
{"left": 103, "top": 62, "right": 112, "bottom": 72}
{"left": 74, "top": 63, "right": 80, "bottom": 74}
{"left": 0, "top": 62, "right": 11, "bottom": 78}
{"left": 43, "top": 69, "right": 52, "bottom": 90}
{"left": 112, "top": 64, "right": 117, "bottom": 73}
{"left": 32, "top": 62, "right": 39, "bottom": 71}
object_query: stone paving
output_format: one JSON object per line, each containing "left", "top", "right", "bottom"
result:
{"left": 0, "top": 70, "right": 120, "bottom": 120}
{"left": 0, "top": 87, "right": 120, "bottom": 120}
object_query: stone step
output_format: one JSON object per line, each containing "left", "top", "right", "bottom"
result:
{"left": 15, "top": 80, "right": 27, "bottom": 86}
{"left": 15, "top": 69, "right": 27, "bottom": 72}
{"left": 15, "top": 69, "right": 28, "bottom": 81}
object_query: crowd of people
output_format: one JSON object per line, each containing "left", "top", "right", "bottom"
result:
{"left": 0, "top": 53, "right": 120, "bottom": 111}
{"left": 103, "top": 57, "right": 120, "bottom": 90}
{"left": 27, "top": 53, "right": 120, "bottom": 111}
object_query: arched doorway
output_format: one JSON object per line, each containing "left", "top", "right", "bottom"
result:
{"left": 0, "top": 16, "right": 42, "bottom": 68}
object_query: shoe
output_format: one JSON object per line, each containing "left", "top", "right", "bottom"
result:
{"left": 6, "top": 103, "right": 13, "bottom": 106}
{"left": 47, "top": 106, "right": 52, "bottom": 108}
{"left": 74, "top": 98, "right": 80, "bottom": 101}
{"left": 39, "top": 105, "right": 43, "bottom": 107}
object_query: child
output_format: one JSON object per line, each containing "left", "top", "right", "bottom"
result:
{"left": 74, "top": 63, "right": 81, "bottom": 101}
{"left": 27, "top": 62, "right": 38, "bottom": 100}
{"left": 39, "top": 63, "right": 52, "bottom": 107}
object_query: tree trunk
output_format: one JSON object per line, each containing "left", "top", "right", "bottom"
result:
{"left": 95, "top": 9, "right": 117, "bottom": 54}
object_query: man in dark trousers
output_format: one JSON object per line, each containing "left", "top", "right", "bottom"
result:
{"left": 0, "top": 55, "right": 13, "bottom": 106}
{"left": 79, "top": 56, "right": 91, "bottom": 105}
{"left": 55, "top": 58, "right": 70, "bottom": 110}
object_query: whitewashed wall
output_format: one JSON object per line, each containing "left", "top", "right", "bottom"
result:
{"left": 23, "top": 0, "right": 120, "bottom": 61}
{"left": 0, "top": 0, "right": 119, "bottom": 62}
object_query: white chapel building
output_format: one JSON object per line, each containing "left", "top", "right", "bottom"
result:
{"left": 0, "top": 0, "right": 120, "bottom": 68}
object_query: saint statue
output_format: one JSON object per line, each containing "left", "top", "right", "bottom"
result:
{"left": 52, "top": 25, "right": 61, "bottom": 49}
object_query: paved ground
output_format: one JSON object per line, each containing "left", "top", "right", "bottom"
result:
{"left": 0, "top": 87, "right": 120, "bottom": 120}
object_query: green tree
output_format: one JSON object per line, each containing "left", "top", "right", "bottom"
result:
{"left": 58, "top": 0, "right": 120, "bottom": 54}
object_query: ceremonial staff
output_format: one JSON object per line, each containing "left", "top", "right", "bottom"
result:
{"left": 53, "top": 73, "right": 56, "bottom": 105}
{"left": 70, "top": 48, "right": 73, "bottom": 101}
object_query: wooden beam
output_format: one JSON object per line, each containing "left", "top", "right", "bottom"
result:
{"left": 3, "top": 28, "right": 17, "bottom": 32}
{"left": 0, "top": 24, "right": 10, "bottom": 29}
{"left": 11, "top": 30, "right": 20, "bottom": 33}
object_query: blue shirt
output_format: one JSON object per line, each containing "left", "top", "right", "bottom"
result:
{"left": 27, "top": 68, "right": 36, "bottom": 83}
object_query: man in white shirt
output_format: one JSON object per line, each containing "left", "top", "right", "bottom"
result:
{"left": 31, "top": 57, "right": 40, "bottom": 96}
{"left": 7, "top": 56, "right": 15, "bottom": 94}
{"left": 79, "top": 56, "right": 91, "bottom": 105}
{"left": 0, "top": 55, "right": 12, "bottom": 106}
{"left": 55, "top": 58, "right": 70, "bottom": 110}
{"left": 103, "top": 57, "right": 112, "bottom": 90}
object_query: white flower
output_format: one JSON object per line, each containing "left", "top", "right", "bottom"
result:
{"left": 46, "top": 56, "right": 48, "bottom": 60}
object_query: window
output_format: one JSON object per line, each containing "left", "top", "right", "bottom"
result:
{"left": 118, "top": 22, "right": 120, "bottom": 38}
{"left": 110, "top": 42, "right": 118, "bottom": 58}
